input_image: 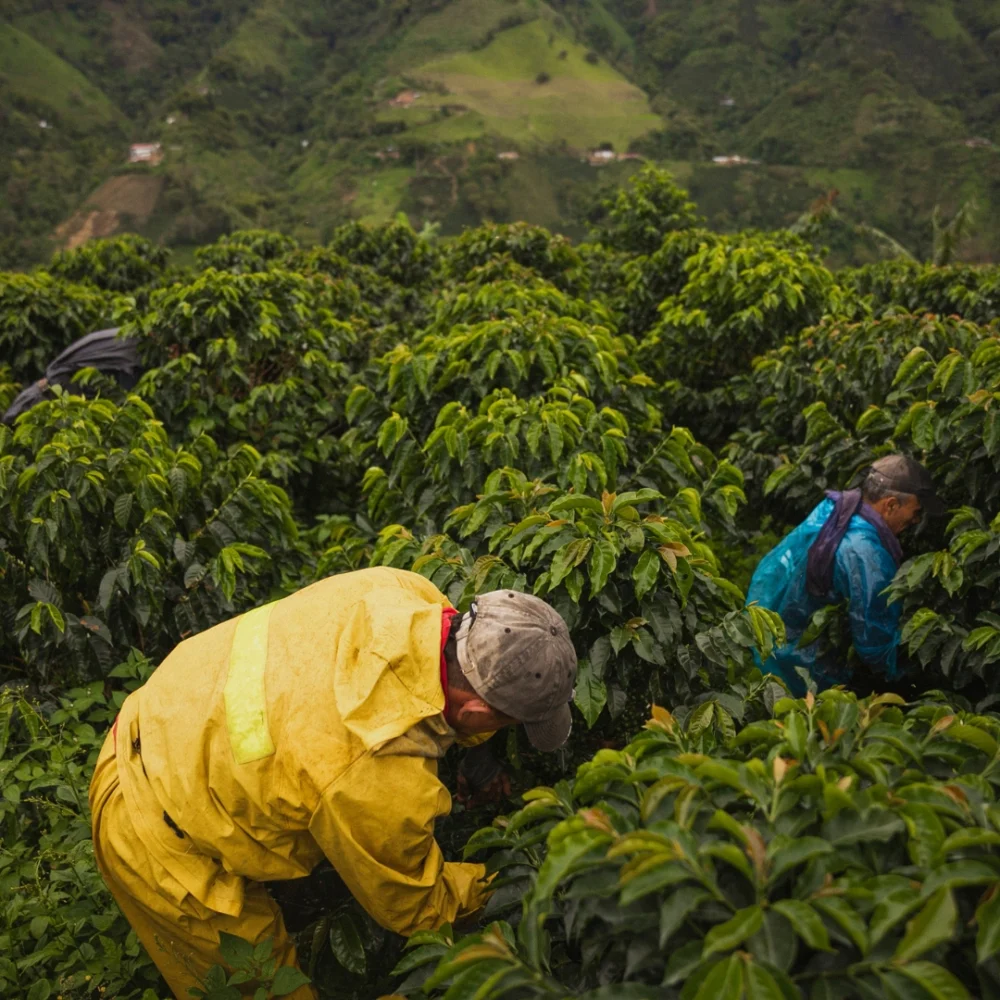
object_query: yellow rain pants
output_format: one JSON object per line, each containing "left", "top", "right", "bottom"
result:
{"left": 89, "top": 567, "right": 489, "bottom": 999}
{"left": 90, "top": 729, "right": 315, "bottom": 999}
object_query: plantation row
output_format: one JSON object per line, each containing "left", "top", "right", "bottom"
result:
{"left": 2, "top": 168, "right": 1000, "bottom": 999}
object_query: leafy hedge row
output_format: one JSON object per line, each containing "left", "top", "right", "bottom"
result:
{"left": 1, "top": 166, "right": 1000, "bottom": 999}
{"left": 404, "top": 689, "right": 1000, "bottom": 999}
{"left": 0, "top": 394, "right": 297, "bottom": 687}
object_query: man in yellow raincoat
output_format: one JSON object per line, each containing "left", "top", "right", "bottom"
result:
{"left": 89, "top": 567, "right": 577, "bottom": 999}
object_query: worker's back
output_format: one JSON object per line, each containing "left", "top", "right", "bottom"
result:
{"left": 748, "top": 499, "right": 901, "bottom": 692}
{"left": 113, "top": 567, "right": 451, "bottom": 916}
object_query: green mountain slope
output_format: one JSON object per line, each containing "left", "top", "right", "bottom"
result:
{"left": 0, "top": 25, "right": 119, "bottom": 124}
{"left": 1, "top": 0, "right": 999, "bottom": 266}
{"left": 409, "top": 19, "right": 658, "bottom": 149}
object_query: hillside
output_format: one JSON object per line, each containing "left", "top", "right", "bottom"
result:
{"left": 1, "top": 0, "right": 999, "bottom": 266}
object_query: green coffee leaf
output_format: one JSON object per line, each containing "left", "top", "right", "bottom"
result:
{"left": 895, "top": 961, "right": 970, "bottom": 1000}
{"left": 813, "top": 896, "right": 869, "bottom": 954}
{"left": 660, "top": 887, "right": 709, "bottom": 947}
{"left": 633, "top": 549, "right": 660, "bottom": 601}
{"left": 893, "top": 888, "right": 957, "bottom": 964}
{"left": 588, "top": 537, "right": 618, "bottom": 597}
{"left": 329, "top": 912, "right": 367, "bottom": 976}
{"left": 271, "top": 966, "right": 312, "bottom": 996}
{"left": 702, "top": 905, "right": 764, "bottom": 957}
{"left": 694, "top": 954, "right": 743, "bottom": 999}
{"left": 218, "top": 932, "right": 255, "bottom": 969}
{"left": 944, "top": 723, "right": 998, "bottom": 757}
{"left": 921, "top": 861, "right": 999, "bottom": 897}
{"left": 26, "top": 981, "right": 52, "bottom": 1000}
{"left": 745, "top": 961, "right": 792, "bottom": 1000}
{"left": 870, "top": 887, "right": 923, "bottom": 947}
{"left": 975, "top": 889, "right": 1000, "bottom": 964}
{"left": 550, "top": 537, "right": 592, "bottom": 588}
{"left": 772, "top": 900, "right": 832, "bottom": 952}
{"left": 574, "top": 659, "right": 607, "bottom": 729}
{"left": 768, "top": 837, "right": 833, "bottom": 884}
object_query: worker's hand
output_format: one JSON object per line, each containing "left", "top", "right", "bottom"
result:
{"left": 456, "top": 767, "right": 512, "bottom": 808}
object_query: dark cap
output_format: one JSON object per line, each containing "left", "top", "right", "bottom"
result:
{"left": 455, "top": 590, "right": 577, "bottom": 752}
{"left": 870, "top": 454, "right": 946, "bottom": 515}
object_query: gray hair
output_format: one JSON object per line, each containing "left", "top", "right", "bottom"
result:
{"left": 861, "top": 469, "right": 915, "bottom": 505}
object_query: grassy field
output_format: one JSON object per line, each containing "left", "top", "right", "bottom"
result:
{"left": 290, "top": 145, "right": 353, "bottom": 201}
{"left": 408, "top": 111, "right": 494, "bottom": 144}
{"left": 215, "top": 0, "right": 316, "bottom": 80}
{"left": 502, "top": 158, "right": 562, "bottom": 227}
{"left": 0, "top": 25, "right": 119, "bottom": 127}
{"left": 375, "top": 107, "right": 440, "bottom": 128}
{"left": 9, "top": 9, "right": 104, "bottom": 70}
{"left": 578, "top": 0, "right": 635, "bottom": 56}
{"left": 917, "top": 0, "right": 973, "bottom": 42}
{"left": 352, "top": 168, "right": 417, "bottom": 226}
{"left": 390, "top": 0, "right": 545, "bottom": 69}
{"left": 419, "top": 18, "right": 623, "bottom": 83}
{"left": 413, "top": 20, "right": 659, "bottom": 150}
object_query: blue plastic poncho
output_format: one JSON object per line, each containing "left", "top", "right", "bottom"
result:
{"left": 747, "top": 498, "right": 902, "bottom": 695}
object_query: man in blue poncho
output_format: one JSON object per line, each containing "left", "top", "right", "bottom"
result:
{"left": 748, "top": 455, "right": 944, "bottom": 694}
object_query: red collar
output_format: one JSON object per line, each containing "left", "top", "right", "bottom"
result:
{"left": 440, "top": 606, "right": 458, "bottom": 717}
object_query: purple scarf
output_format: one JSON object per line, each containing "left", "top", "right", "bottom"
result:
{"left": 806, "top": 490, "right": 903, "bottom": 598}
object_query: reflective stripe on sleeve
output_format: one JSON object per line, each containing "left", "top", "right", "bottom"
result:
{"left": 224, "top": 603, "right": 276, "bottom": 764}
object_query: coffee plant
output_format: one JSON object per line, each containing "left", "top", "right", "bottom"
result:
{"left": 588, "top": 165, "right": 701, "bottom": 256}
{"left": 118, "top": 268, "right": 363, "bottom": 511}
{"left": 404, "top": 689, "right": 1000, "bottom": 999}
{"left": 0, "top": 654, "right": 164, "bottom": 1000}
{"left": 1, "top": 170, "right": 999, "bottom": 999}
{"left": 438, "top": 223, "right": 587, "bottom": 296}
{"left": 194, "top": 230, "right": 301, "bottom": 275}
{"left": 640, "top": 233, "right": 843, "bottom": 390}
{"left": 0, "top": 273, "right": 111, "bottom": 382}
{"left": 369, "top": 465, "right": 767, "bottom": 735}
{"left": 49, "top": 236, "right": 172, "bottom": 295}
{"left": 844, "top": 259, "right": 1000, "bottom": 326}
{"left": 0, "top": 393, "right": 298, "bottom": 686}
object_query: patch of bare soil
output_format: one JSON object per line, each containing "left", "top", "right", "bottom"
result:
{"left": 55, "top": 174, "right": 165, "bottom": 249}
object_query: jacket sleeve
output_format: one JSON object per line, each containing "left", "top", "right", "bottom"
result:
{"left": 308, "top": 751, "right": 489, "bottom": 936}
{"left": 833, "top": 535, "right": 902, "bottom": 678}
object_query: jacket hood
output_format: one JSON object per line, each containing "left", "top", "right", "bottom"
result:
{"left": 333, "top": 588, "right": 448, "bottom": 751}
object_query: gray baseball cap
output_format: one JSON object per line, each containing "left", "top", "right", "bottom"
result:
{"left": 455, "top": 590, "right": 577, "bottom": 752}
{"left": 870, "top": 454, "right": 945, "bottom": 515}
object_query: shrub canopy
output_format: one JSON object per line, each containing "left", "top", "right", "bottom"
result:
{"left": 2, "top": 194, "right": 1000, "bottom": 998}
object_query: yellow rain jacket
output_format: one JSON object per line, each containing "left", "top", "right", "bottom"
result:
{"left": 92, "top": 567, "right": 489, "bottom": 992}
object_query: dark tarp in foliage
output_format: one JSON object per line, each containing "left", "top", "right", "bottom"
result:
{"left": 2, "top": 328, "right": 142, "bottom": 424}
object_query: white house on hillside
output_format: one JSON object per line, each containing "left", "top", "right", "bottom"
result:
{"left": 129, "top": 143, "right": 163, "bottom": 165}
